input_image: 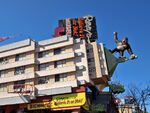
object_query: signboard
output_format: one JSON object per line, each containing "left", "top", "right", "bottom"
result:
{"left": 51, "top": 92, "right": 86, "bottom": 109}
{"left": 54, "top": 15, "right": 98, "bottom": 43}
{"left": 27, "top": 92, "right": 86, "bottom": 110}
{"left": 27, "top": 102, "right": 51, "bottom": 110}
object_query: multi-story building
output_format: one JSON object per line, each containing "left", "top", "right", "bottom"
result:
{"left": 0, "top": 35, "right": 118, "bottom": 113}
{"left": 118, "top": 98, "right": 138, "bottom": 113}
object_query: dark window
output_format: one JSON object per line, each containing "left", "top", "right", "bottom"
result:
{"left": 54, "top": 60, "right": 65, "bottom": 68}
{"left": 86, "top": 48, "right": 93, "bottom": 53}
{"left": 15, "top": 54, "right": 20, "bottom": 61}
{"left": 15, "top": 66, "right": 25, "bottom": 75}
{"left": 38, "top": 52, "right": 43, "bottom": 58}
{"left": 38, "top": 76, "right": 49, "bottom": 84}
{"left": 14, "top": 80, "right": 25, "bottom": 89}
{"left": 0, "top": 58, "right": 8, "bottom": 64}
{"left": 38, "top": 51, "right": 49, "bottom": 58}
{"left": 88, "top": 58, "right": 94, "bottom": 62}
{"left": 55, "top": 74, "right": 60, "bottom": 82}
{"left": 14, "top": 80, "right": 25, "bottom": 85}
{"left": 0, "top": 70, "right": 7, "bottom": 78}
{"left": 38, "top": 63, "right": 49, "bottom": 71}
{"left": 15, "top": 54, "right": 25, "bottom": 61}
{"left": 0, "top": 83, "right": 7, "bottom": 92}
{"left": 54, "top": 48, "right": 62, "bottom": 55}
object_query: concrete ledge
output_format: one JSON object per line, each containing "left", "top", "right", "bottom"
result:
{"left": 0, "top": 95, "right": 30, "bottom": 106}
{"left": 38, "top": 35, "right": 68, "bottom": 46}
{"left": 0, "top": 39, "right": 32, "bottom": 53}
{"left": 37, "top": 86, "right": 72, "bottom": 96}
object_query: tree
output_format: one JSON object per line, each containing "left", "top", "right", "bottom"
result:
{"left": 126, "top": 84, "right": 150, "bottom": 113}
{"left": 109, "top": 82, "right": 125, "bottom": 95}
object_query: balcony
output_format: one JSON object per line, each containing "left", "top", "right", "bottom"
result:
{"left": 0, "top": 58, "right": 35, "bottom": 70}
{"left": 36, "top": 65, "right": 76, "bottom": 77}
{"left": 0, "top": 72, "right": 35, "bottom": 83}
{"left": 36, "top": 52, "right": 75, "bottom": 64}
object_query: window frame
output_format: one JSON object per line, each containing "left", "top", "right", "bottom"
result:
{"left": 54, "top": 48, "right": 62, "bottom": 55}
{"left": 15, "top": 54, "right": 25, "bottom": 61}
{"left": 0, "top": 83, "right": 7, "bottom": 92}
{"left": 15, "top": 66, "right": 25, "bottom": 75}
{"left": 38, "top": 63, "right": 49, "bottom": 71}
{"left": 0, "top": 70, "right": 7, "bottom": 78}
{"left": 55, "top": 74, "right": 67, "bottom": 82}
{"left": 14, "top": 80, "right": 25, "bottom": 89}
{"left": 0, "top": 58, "right": 9, "bottom": 64}
{"left": 54, "top": 60, "right": 66, "bottom": 68}
{"left": 38, "top": 76, "right": 49, "bottom": 84}
{"left": 55, "top": 74, "right": 60, "bottom": 82}
{"left": 38, "top": 51, "right": 49, "bottom": 58}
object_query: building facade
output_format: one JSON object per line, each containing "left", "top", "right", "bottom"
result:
{"left": 0, "top": 35, "right": 117, "bottom": 113}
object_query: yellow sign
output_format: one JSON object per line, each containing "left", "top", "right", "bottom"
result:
{"left": 51, "top": 92, "right": 86, "bottom": 109}
{"left": 28, "top": 102, "right": 51, "bottom": 110}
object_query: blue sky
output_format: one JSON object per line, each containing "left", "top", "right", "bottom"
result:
{"left": 0, "top": 0, "right": 149, "bottom": 111}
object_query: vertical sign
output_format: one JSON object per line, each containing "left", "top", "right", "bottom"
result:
{"left": 78, "top": 17, "right": 85, "bottom": 39}
{"left": 54, "top": 15, "right": 98, "bottom": 43}
{"left": 66, "top": 18, "right": 72, "bottom": 37}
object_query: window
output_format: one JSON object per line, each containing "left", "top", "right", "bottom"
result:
{"left": 0, "top": 58, "right": 8, "bottom": 64}
{"left": 14, "top": 80, "right": 25, "bottom": 90}
{"left": 54, "top": 48, "right": 62, "bottom": 55}
{"left": 15, "top": 66, "right": 25, "bottom": 75}
{"left": 0, "top": 70, "right": 7, "bottom": 78}
{"left": 88, "top": 58, "right": 95, "bottom": 62}
{"left": 55, "top": 74, "right": 67, "bottom": 82}
{"left": 86, "top": 48, "right": 93, "bottom": 53}
{"left": 38, "top": 51, "right": 49, "bottom": 58}
{"left": 38, "top": 52, "right": 43, "bottom": 58}
{"left": 38, "top": 63, "right": 49, "bottom": 71}
{"left": 54, "top": 60, "right": 66, "bottom": 68}
{"left": 0, "top": 83, "right": 7, "bottom": 92}
{"left": 55, "top": 74, "right": 60, "bottom": 82}
{"left": 38, "top": 76, "right": 49, "bottom": 84}
{"left": 15, "top": 54, "right": 25, "bottom": 61}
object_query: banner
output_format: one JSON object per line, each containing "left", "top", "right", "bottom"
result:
{"left": 27, "top": 92, "right": 86, "bottom": 110}
{"left": 51, "top": 92, "right": 86, "bottom": 109}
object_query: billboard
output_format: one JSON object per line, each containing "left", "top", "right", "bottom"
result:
{"left": 51, "top": 92, "right": 86, "bottom": 109}
{"left": 54, "top": 15, "right": 98, "bottom": 42}
{"left": 27, "top": 92, "right": 86, "bottom": 110}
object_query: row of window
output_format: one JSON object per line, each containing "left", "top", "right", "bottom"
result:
{"left": 38, "top": 60, "right": 66, "bottom": 71}
{"left": 0, "top": 66, "right": 25, "bottom": 78}
{"left": 0, "top": 48, "right": 65, "bottom": 65}
{"left": 0, "top": 54, "right": 26, "bottom": 65}
{"left": 0, "top": 60, "right": 66, "bottom": 78}
{"left": 38, "top": 74, "right": 67, "bottom": 84}
{"left": 0, "top": 74, "right": 67, "bottom": 92}
{"left": 38, "top": 48, "right": 64, "bottom": 58}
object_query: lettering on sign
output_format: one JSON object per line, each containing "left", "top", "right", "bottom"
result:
{"left": 27, "top": 102, "right": 51, "bottom": 110}
{"left": 51, "top": 92, "right": 86, "bottom": 109}
{"left": 84, "top": 16, "right": 93, "bottom": 39}
{"left": 78, "top": 17, "right": 85, "bottom": 39}
{"left": 66, "top": 18, "right": 72, "bottom": 37}
{"left": 57, "top": 15, "right": 98, "bottom": 42}
{"left": 72, "top": 19, "right": 79, "bottom": 37}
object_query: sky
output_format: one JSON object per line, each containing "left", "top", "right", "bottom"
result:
{"left": 0, "top": 0, "right": 149, "bottom": 111}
